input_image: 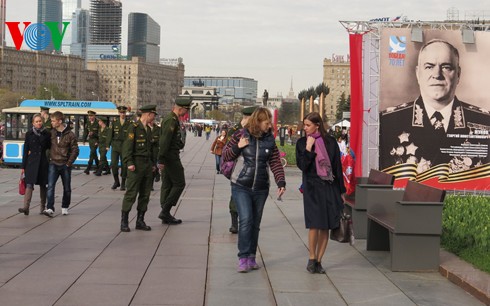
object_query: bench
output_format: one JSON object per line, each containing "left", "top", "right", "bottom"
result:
{"left": 366, "top": 180, "right": 446, "bottom": 271}
{"left": 344, "top": 169, "right": 395, "bottom": 239}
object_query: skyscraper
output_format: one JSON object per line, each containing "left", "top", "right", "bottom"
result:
{"left": 128, "top": 13, "right": 160, "bottom": 63}
{"left": 86, "top": 0, "right": 122, "bottom": 60}
{"left": 37, "top": 0, "right": 63, "bottom": 53}
{"left": 89, "top": 0, "right": 122, "bottom": 45}
{"left": 70, "top": 8, "right": 89, "bottom": 60}
{"left": 61, "top": 0, "right": 81, "bottom": 54}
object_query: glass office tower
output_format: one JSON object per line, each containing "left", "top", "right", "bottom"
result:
{"left": 127, "top": 13, "right": 160, "bottom": 64}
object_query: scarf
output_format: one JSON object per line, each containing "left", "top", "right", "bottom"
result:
{"left": 309, "top": 132, "right": 333, "bottom": 181}
{"left": 32, "top": 126, "right": 45, "bottom": 136}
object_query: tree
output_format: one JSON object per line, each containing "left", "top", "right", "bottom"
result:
{"left": 206, "top": 109, "right": 228, "bottom": 121}
{"left": 0, "top": 89, "right": 31, "bottom": 108}
{"left": 278, "top": 101, "right": 300, "bottom": 125}
{"left": 315, "top": 82, "right": 330, "bottom": 116}
{"left": 36, "top": 85, "right": 74, "bottom": 100}
{"left": 335, "top": 92, "right": 350, "bottom": 120}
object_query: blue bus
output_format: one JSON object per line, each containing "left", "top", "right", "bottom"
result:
{"left": 2, "top": 99, "right": 121, "bottom": 166}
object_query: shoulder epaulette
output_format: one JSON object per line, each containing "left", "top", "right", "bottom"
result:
{"left": 381, "top": 101, "right": 414, "bottom": 115}
{"left": 461, "top": 102, "right": 489, "bottom": 114}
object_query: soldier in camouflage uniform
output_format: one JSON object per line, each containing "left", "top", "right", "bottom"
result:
{"left": 157, "top": 96, "right": 192, "bottom": 225}
{"left": 148, "top": 119, "right": 161, "bottom": 190}
{"left": 95, "top": 117, "right": 111, "bottom": 176}
{"left": 82, "top": 110, "right": 99, "bottom": 174}
{"left": 224, "top": 106, "right": 256, "bottom": 234}
{"left": 120, "top": 105, "right": 158, "bottom": 232}
{"left": 40, "top": 106, "right": 52, "bottom": 130}
{"left": 108, "top": 106, "right": 131, "bottom": 190}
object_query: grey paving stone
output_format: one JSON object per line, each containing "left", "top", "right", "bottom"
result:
{"left": 0, "top": 135, "right": 485, "bottom": 306}
{"left": 55, "top": 284, "right": 138, "bottom": 306}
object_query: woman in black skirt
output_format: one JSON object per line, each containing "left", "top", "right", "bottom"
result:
{"left": 296, "top": 112, "right": 346, "bottom": 273}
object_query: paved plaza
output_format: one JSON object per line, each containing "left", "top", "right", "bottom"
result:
{"left": 0, "top": 135, "right": 486, "bottom": 306}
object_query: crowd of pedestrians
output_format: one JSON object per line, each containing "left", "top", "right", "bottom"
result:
{"left": 18, "top": 103, "right": 347, "bottom": 275}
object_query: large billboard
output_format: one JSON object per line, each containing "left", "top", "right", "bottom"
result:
{"left": 379, "top": 28, "right": 490, "bottom": 190}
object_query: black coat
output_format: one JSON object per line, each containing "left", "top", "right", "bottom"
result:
{"left": 22, "top": 129, "right": 51, "bottom": 186}
{"left": 296, "top": 134, "right": 346, "bottom": 229}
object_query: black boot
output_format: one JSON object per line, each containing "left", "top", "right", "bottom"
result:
{"left": 103, "top": 166, "right": 111, "bottom": 175}
{"left": 135, "top": 210, "right": 151, "bottom": 231}
{"left": 111, "top": 171, "right": 120, "bottom": 190}
{"left": 94, "top": 166, "right": 102, "bottom": 176}
{"left": 120, "top": 178, "right": 126, "bottom": 191}
{"left": 84, "top": 165, "right": 91, "bottom": 175}
{"left": 229, "top": 212, "right": 238, "bottom": 234}
{"left": 158, "top": 208, "right": 182, "bottom": 225}
{"left": 120, "top": 211, "right": 130, "bottom": 232}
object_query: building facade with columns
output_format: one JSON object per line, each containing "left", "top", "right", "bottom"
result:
{"left": 323, "top": 55, "right": 350, "bottom": 123}
{"left": 0, "top": 47, "right": 98, "bottom": 98}
{"left": 87, "top": 56, "right": 185, "bottom": 115}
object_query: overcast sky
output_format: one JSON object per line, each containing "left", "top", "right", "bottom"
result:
{"left": 5, "top": 1, "right": 489, "bottom": 98}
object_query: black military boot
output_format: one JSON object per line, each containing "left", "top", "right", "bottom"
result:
{"left": 94, "top": 165, "right": 102, "bottom": 176}
{"left": 158, "top": 208, "right": 182, "bottom": 225}
{"left": 103, "top": 166, "right": 111, "bottom": 175}
{"left": 111, "top": 171, "right": 120, "bottom": 190}
{"left": 229, "top": 212, "right": 238, "bottom": 234}
{"left": 120, "top": 178, "right": 126, "bottom": 191}
{"left": 93, "top": 160, "right": 99, "bottom": 173}
{"left": 84, "top": 165, "right": 91, "bottom": 175}
{"left": 135, "top": 210, "right": 151, "bottom": 231}
{"left": 120, "top": 211, "right": 130, "bottom": 232}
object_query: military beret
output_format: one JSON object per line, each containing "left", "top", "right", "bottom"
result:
{"left": 40, "top": 106, "right": 50, "bottom": 111}
{"left": 87, "top": 110, "right": 96, "bottom": 115}
{"left": 242, "top": 106, "right": 258, "bottom": 116}
{"left": 139, "top": 104, "right": 157, "bottom": 114}
{"left": 175, "top": 96, "right": 192, "bottom": 109}
{"left": 117, "top": 105, "right": 128, "bottom": 113}
{"left": 96, "top": 116, "right": 108, "bottom": 124}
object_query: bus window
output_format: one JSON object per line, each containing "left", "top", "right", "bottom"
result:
{"left": 78, "top": 116, "right": 86, "bottom": 141}
{"left": 5, "top": 113, "right": 34, "bottom": 140}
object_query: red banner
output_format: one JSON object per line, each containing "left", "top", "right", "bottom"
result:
{"left": 349, "top": 34, "right": 364, "bottom": 177}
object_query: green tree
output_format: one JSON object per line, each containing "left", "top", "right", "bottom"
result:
{"left": 315, "top": 82, "right": 330, "bottom": 116}
{"left": 335, "top": 92, "right": 350, "bottom": 120}
{"left": 206, "top": 109, "right": 228, "bottom": 121}
{"left": 36, "top": 85, "right": 74, "bottom": 100}
{"left": 278, "top": 101, "right": 300, "bottom": 125}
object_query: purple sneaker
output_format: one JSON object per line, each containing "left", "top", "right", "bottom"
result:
{"left": 237, "top": 258, "right": 249, "bottom": 273}
{"left": 248, "top": 256, "right": 260, "bottom": 270}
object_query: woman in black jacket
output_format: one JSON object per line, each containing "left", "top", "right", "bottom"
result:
{"left": 19, "top": 114, "right": 51, "bottom": 215}
{"left": 296, "top": 112, "right": 346, "bottom": 274}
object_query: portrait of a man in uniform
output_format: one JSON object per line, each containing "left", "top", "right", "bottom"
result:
{"left": 380, "top": 38, "right": 490, "bottom": 175}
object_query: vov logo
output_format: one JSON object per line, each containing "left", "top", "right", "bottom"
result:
{"left": 5, "top": 22, "right": 70, "bottom": 51}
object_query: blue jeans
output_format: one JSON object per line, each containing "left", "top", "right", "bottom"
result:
{"left": 215, "top": 155, "right": 221, "bottom": 172}
{"left": 231, "top": 184, "right": 269, "bottom": 259}
{"left": 47, "top": 163, "right": 72, "bottom": 210}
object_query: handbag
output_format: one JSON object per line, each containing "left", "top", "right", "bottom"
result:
{"left": 330, "top": 212, "right": 355, "bottom": 245}
{"left": 220, "top": 159, "right": 236, "bottom": 179}
{"left": 19, "top": 175, "right": 26, "bottom": 196}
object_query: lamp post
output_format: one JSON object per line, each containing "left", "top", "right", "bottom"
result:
{"left": 18, "top": 96, "right": 24, "bottom": 107}
{"left": 44, "top": 87, "right": 54, "bottom": 100}
{"left": 91, "top": 91, "right": 99, "bottom": 101}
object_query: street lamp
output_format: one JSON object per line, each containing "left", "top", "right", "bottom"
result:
{"left": 18, "top": 96, "right": 24, "bottom": 107}
{"left": 44, "top": 87, "right": 54, "bottom": 100}
{"left": 91, "top": 91, "right": 99, "bottom": 101}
